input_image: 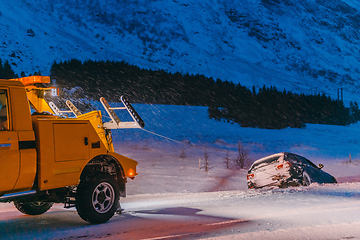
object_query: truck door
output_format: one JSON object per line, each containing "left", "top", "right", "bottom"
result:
{"left": 0, "top": 89, "right": 20, "bottom": 192}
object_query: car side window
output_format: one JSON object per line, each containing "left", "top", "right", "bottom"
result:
{"left": 285, "top": 153, "right": 301, "bottom": 165}
{"left": 294, "top": 154, "right": 318, "bottom": 169}
{"left": 0, "top": 89, "right": 8, "bottom": 131}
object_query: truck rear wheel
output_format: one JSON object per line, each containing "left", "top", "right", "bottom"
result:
{"left": 76, "top": 174, "right": 119, "bottom": 224}
{"left": 14, "top": 201, "right": 54, "bottom": 215}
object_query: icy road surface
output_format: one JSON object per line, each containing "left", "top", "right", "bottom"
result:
{"left": 1, "top": 184, "right": 360, "bottom": 240}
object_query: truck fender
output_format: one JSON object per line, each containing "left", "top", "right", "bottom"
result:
{"left": 80, "top": 154, "right": 127, "bottom": 194}
{"left": 106, "top": 152, "right": 138, "bottom": 178}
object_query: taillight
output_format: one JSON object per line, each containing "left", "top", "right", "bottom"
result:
{"left": 277, "top": 162, "right": 291, "bottom": 170}
{"left": 247, "top": 174, "right": 254, "bottom": 180}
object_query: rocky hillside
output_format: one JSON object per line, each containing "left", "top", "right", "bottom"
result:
{"left": 1, "top": 0, "right": 360, "bottom": 101}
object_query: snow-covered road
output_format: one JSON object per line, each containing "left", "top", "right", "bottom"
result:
{"left": 1, "top": 184, "right": 360, "bottom": 239}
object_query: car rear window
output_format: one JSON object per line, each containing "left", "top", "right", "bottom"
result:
{"left": 249, "top": 155, "right": 281, "bottom": 172}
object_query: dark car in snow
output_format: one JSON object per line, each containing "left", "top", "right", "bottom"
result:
{"left": 247, "top": 152, "right": 337, "bottom": 189}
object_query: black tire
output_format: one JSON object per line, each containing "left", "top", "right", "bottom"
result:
{"left": 302, "top": 171, "right": 312, "bottom": 186}
{"left": 14, "top": 201, "right": 54, "bottom": 215}
{"left": 76, "top": 174, "right": 120, "bottom": 224}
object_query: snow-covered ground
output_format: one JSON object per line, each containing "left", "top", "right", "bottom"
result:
{"left": 113, "top": 103, "right": 360, "bottom": 196}
{"left": 116, "top": 104, "right": 360, "bottom": 239}
{"left": 2, "top": 103, "right": 360, "bottom": 239}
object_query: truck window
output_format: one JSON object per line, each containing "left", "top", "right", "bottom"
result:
{"left": 0, "top": 89, "right": 8, "bottom": 130}
{"left": 29, "top": 104, "right": 37, "bottom": 115}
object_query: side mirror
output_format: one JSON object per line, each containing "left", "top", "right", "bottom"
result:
{"left": 318, "top": 163, "right": 324, "bottom": 169}
{"left": 51, "top": 88, "right": 59, "bottom": 97}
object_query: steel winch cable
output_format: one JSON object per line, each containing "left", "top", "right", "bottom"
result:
{"left": 139, "top": 128, "right": 234, "bottom": 160}
{"left": 140, "top": 128, "right": 186, "bottom": 145}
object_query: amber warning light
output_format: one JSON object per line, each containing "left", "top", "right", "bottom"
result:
{"left": 11, "top": 76, "right": 51, "bottom": 86}
{"left": 128, "top": 169, "right": 137, "bottom": 179}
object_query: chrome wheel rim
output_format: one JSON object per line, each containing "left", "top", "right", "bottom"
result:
{"left": 92, "top": 182, "right": 115, "bottom": 213}
{"left": 303, "top": 172, "right": 311, "bottom": 186}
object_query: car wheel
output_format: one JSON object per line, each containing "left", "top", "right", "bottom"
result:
{"left": 302, "top": 171, "right": 312, "bottom": 186}
{"left": 76, "top": 174, "right": 120, "bottom": 224}
{"left": 14, "top": 201, "right": 54, "bottom": 215}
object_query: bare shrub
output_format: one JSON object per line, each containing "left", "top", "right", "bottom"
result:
{"left": 204, "top": 149, "right": 209, "bottom": 172}
{"left": 224, "top": 151, "right": 231, "bottom": 169}
{"left": 234, "top": 142, "right": 251, "bottom": 169}
{"left": 179, "top": 148, "right": 186, "bottom": 159}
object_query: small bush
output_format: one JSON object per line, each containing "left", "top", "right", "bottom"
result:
{"left": 234, "top": 142, "right": 251, "bottom": 169}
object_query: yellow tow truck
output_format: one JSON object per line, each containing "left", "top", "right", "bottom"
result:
{"left": 0, "top": 76, "right": 144, "bottom": 224}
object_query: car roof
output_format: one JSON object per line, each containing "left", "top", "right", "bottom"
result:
{"left": 252, "top": 152, "right": 283, "bottom": 164}
{"left": 250, "top": 152, "right": 320, "bottom": 170}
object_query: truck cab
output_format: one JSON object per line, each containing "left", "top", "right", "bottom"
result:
{"left": 0, "top": 80, "right": 37, "bottom": 194}
{"left": 0, "top": 76, "right": 142, "bottom": 224}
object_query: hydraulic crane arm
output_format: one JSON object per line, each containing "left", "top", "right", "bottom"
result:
{"left": 10, "top": 76, "right": 57, "bottom": 114}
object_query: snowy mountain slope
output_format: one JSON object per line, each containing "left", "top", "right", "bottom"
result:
{"left": 2, "top": 0, "right": 360, "bottom": 101}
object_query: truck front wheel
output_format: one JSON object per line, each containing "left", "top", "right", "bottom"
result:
{"left": 76, "top": 174, "right": 119, "bottom": 224}
{"left": 14, "top": 201, "right": 54, "bottom": 215}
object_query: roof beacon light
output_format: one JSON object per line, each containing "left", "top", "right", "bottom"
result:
{"left": 11, "top": 76, "right": 51, "bottom": 86}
